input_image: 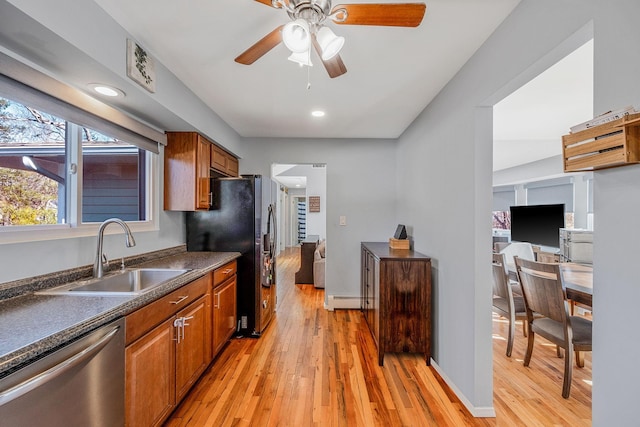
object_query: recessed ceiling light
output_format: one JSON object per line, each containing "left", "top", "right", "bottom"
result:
{"left": 88, "top": 83, "right": 125, "bottom": 98}
{"left": 311, "top": 110, "right": 325, "bottom": 118}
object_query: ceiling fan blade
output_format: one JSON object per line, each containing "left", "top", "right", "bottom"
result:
{"left": 312, "top": 36, "right": 347, "bottom": 78}
{"left": 235, "top": 25, "right": 284, "bottom": 65}
{"left": 254, "top": 0, "right": 289, "bottom": 8}
{"left": 331, "top": 3, "right": 426, "bottom": 27}
{"left": 254, "top": 0, "right": 277, "bottom": 7}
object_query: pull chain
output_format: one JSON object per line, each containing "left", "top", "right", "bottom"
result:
{"left": 307, "top": 48, "right": 311, "bottom": 90}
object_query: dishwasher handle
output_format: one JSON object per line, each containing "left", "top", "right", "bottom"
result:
{"left": 0, "top": 324, "right": 121, "bottom": 405}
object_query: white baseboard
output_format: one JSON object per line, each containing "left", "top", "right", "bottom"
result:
{"left": 430, "top": 360, "right": 496, "bottom": 418}
{"left": 325, "top": 295, "right": 360, "bottom": 311}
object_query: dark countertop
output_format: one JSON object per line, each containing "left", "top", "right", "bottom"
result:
{"left": 0, "top": 249, "right": 240, "bottom": 377}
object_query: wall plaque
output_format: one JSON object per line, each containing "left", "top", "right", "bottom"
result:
{"left": 308, "top": 196, "right": 320, "bottom": 212}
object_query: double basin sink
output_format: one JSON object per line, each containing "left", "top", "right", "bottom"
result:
{"left": 38, "top": 268, "right": 191, "bottom": 296}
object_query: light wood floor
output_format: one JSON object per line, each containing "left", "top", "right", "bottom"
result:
{"left": 165, "top": 247, "right": 591, "bottom": 426}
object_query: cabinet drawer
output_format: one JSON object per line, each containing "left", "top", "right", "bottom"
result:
{"left": 213, "top": 260, "right": 237, "bottom": 286}
{"left": 126, "top": 274, "right": 210, "bottom": 345}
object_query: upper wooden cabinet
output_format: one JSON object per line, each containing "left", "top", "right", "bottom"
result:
{"left": 211, "top": 144, "right": 239, "bottom": 177}
{"left": 164, "top": 131, "right": 239, "bottom": 211}
{"left": 164, "top": 132, "right": 211, "bottom": 211}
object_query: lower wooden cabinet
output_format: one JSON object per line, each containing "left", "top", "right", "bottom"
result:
{"left": 124, "top": 275, "right": 212, "bottom": 427}
{"left": 175, "top": 296, "right": 210, "bottom": 401}
{"left": 213, "top": 276, "right": 237, "bottom": 356}
{"left": 125, "top": 317, "right": 175, "bottom": 427}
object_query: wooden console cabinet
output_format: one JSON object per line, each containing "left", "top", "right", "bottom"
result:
{"left": 360, "top": 242, "right": 432, "bottom": 366}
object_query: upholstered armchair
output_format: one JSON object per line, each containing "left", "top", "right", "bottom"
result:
{"left": 313, "top": 239, "right": 326, "bottom": 289}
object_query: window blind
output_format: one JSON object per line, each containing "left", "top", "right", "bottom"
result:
{"left": 493, "top": 185, "right": 515, "bottom": 211}
{"left": 525, "top": 178, "right": 574, "bottom": 212}
{"left": 0, "top": 52, "right": 165, "bottom": 153}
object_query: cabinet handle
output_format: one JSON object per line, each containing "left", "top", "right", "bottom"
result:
{"left": 223, "top": 269, "right": 233, "bottom": 274}
{"left": 182, "top": 315, "right": 194, "bottom": 327}
{"left": 173, "top": 318, "right": 184, "bottom": 343}
{"left": 170, "top": 295, "right": 188, "bottom": 305}
{"left": 214, "top": 293, "right": 220, "bottom": 309}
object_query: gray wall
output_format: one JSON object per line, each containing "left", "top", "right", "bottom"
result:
{"left": 240, "top": 138, "right": 397, "bottom": 305}
{"left": 397, "top": 0, "right": 640, "bottom": 422}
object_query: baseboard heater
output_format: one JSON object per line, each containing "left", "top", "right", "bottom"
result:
{"left": 326, "top": 295, "right": 360, "bottom": 311}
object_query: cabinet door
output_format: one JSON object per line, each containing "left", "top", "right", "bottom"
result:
{"left": 175, "top": 296, "right": 210, "bottom": 401}
{"left": 381, "top": 260, "right": 428, "bottom": 355}
{"left": 226, "top": 155, "right": 239, "bottom": 176}
{"left": 196, "top": 135, "right": 211, "bottom": 210}
{"left": 213, "top": 277, "right": 237, "bottom": 356}
{"left": 125, "top": 318, "right": 176, "bottom": 427}
{"left": 211, "top": 145, "right": 227, "bottom": 173}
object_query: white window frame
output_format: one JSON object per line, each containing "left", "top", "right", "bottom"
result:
{"left": 0, "top": 55, "right": 164, "bottom": 244}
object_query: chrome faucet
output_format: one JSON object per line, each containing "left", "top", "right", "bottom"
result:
{"left": 93, "top": 218, "right": 136, "bottom": 278}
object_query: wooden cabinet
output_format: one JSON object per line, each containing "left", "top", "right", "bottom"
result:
{"left": 360, "top": 242, "right": 432, "bottom": 366}
{"left": 211, "top": 144, "right": 239, "bottom": 177}
{"left": 212, "top": 261, "right": 237, "bottom": 356}
{"left": 213, "top": 277, "right": 237, "bottom": 355}
{"left": 164, "top": 132, "right": 212, "bottom": 211}
{"left": 125, "top": 274, "right": 212, "bottom": 427}
{"left": 125, "top": 317, "right": 175, "bottom": 427}
{"left": 164, "top": 132, "right": 239, "bottom": 211}
{"left": 175, "top": 296, "right": 210, "bottom": 401}
{"left": 361, "top": 246, "right": 378, "bottom": 343}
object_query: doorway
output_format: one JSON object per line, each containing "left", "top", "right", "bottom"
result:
{"left": 271, "top": 163, "right": 327, "bottom": 250}
{"left": 489, "top": 35, "right": 594, "bottom": 416}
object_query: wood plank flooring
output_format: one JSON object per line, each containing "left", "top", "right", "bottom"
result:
{"left": 165, "top": 247, "right": 591, "bottom": 426}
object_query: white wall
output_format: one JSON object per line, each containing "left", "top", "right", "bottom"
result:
{"left": 397, "top": 0, "right": 640, "bottom": 422}
{"left": 240, "top": 138, "right": 397, "bottom": 305}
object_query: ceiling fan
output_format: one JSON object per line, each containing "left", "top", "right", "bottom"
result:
{"left": 235, "top": 0, "right": 427, "bottom": 78}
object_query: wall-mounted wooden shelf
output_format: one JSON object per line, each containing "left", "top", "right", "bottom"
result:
{"left": 562, "top": 112, "right": 640, "bottom": 172}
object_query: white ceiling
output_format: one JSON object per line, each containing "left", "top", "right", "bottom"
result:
{"left": 94, "top": 0, "right": 521, "bottom": 139}
{"left": 493, "top": 39, "right": 593, "bottom": 171}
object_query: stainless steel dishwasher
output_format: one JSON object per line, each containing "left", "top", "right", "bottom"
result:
{"left": 0, "top": 317, "right": 125, "bottom": 427}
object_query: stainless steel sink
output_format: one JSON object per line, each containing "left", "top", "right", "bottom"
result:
{"left": 38, "top": 268, "right": 191, "bottom": 296}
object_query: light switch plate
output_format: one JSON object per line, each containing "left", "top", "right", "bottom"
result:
{"left": 339, "top": 216, "right": 347, "bottom": 226}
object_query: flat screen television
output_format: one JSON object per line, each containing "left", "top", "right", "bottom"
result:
{"left": 510, "top": 204, "right": 565, "bottom": 249}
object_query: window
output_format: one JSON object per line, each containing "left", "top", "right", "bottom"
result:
{"left": 0, "top": 96, "right": 152, "bottom": 228}
{"left": 0, "top": 54, "right": 166, "bottom": 244}
{"left": 492, "top": 185, "right": 514, "bottom": 230}
{"left": 0, "top": 98, "right": 66, "bottom": 225}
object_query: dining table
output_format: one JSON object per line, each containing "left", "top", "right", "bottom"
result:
{"left": 560, "top": 262, "right": 593, "bottom": 309}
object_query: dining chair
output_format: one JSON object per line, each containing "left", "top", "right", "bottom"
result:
{"left": 492, "top": 253, "right": 527, "bottom": 357}
{"left": 514, "top": 256, "right": 592, "bottom": 398}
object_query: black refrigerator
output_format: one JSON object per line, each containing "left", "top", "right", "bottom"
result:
{"left": 186, "top": 175, "right": 276, "bottom": 337}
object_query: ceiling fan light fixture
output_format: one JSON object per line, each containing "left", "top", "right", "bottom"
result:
{"left": 288, "top": 50, "right": 313, "bottom": 67}
{"left": 282, "top": 19, "right": 312, "bottom": 53}
{"left": 316, "top": 26, "right": 344, "bottom": 60}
